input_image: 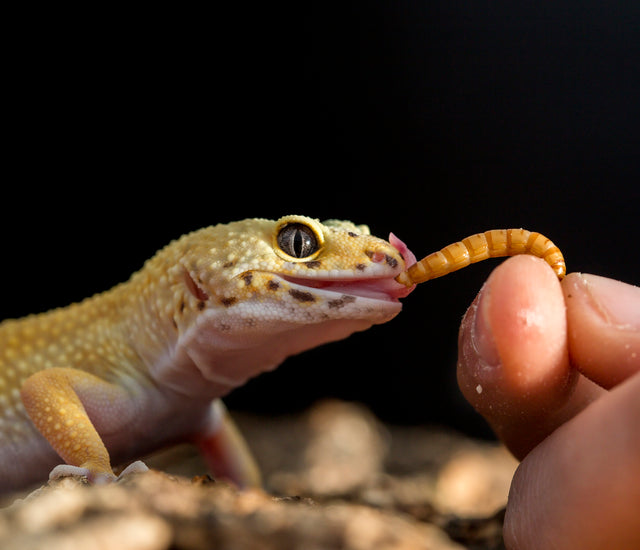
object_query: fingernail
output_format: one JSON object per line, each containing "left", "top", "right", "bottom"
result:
{"left": 580, "top": 274, "right": 640, "bottom": 330}
{"left": 472, "top": 283, "right": 501, "bottom": 366}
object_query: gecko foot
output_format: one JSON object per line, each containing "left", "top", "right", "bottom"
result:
{"left": 48, "top": 460, "right": 149, "bottom": 484}
{"left": 49, "top": 464, "right": 116, "bottom": 484}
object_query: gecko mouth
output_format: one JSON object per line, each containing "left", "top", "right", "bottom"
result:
{"left": 275, "top": 232, "right": 418, "bottom": 303}
{"left": 280, "top": 274, "right": 413, "bottom": 302}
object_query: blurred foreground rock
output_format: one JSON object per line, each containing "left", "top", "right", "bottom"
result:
{"left": 0, "top": 400, "right": 516, "bottom": 549}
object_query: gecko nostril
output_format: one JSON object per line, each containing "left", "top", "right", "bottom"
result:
{"left": 365, "top": 250, "right": 386, "bottom": 263}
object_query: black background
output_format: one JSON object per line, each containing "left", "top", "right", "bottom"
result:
{"left": 4, "top": 4, "right": 639, "bottom": 438}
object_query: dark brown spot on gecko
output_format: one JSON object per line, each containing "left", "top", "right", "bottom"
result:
{"left": 197, "top": 301, "right": 206, "bottom": 311}
{"left": 385, "top": 255, "right": 398, "bottom": 268}
{"left": 179, "top": 301, "right": 185, "bottom": 313}
{"left": 223, "top": 260, "right": 235, "bottom": 268}
{"left": 355, "top": 263, "right": 366, "bottom": 271}
{"left": 267, "top": 279, "right": 281, "bottom": 291}
{"left": 328, "top": 295, "right": 357, "bottom": 309}
{"left": 220, "top": 297, "right": 237, "bottom": 307}
{"left": 304, "top": 260, "right": 321, "bottom": 269}
{"left": 241, "top": 272, "right": 253, "bottom": 286}
{"left": 348, "top": 232, "right": 359, "bottom": 237}
{"left": 288, "top": 289, "right": 316, "bottom": 303}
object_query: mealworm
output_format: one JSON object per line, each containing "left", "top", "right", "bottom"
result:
{"left": 395, "top": 229, "right": 566, "bottom": 286}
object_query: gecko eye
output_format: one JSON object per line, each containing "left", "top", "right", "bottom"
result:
{"left": 273, "top": 215, "right": 325, "bottom": 262}
{"left": 277, "top": 223, "right": 320, "bottom": 259}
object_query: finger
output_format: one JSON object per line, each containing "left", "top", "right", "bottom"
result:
{"left": 503, "top": 370, "right": 640, "bottom": 550}
{"left": 563, "top": 273, "right": 640, "bottom": 388}
{"left": 457, "top": 255, "right": 603, "bottom": 458}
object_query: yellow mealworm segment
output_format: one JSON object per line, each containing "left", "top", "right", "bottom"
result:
{"left": 395, "top": 229, "right": 566, "bottom": 286}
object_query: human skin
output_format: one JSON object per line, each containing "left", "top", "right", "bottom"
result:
{"left": 457, "top": 255, "right": 640, "bottom": 550}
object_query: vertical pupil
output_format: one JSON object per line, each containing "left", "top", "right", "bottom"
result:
{"left": 293, "top": 230, "right": 311, "bottom": 257}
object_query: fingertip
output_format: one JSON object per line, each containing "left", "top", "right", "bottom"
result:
{"left": 563, "top": 273, "right": 640, "bottom": 388}
{"left": 488, "top": 255, "right": 570, "bottom": 394}
{"left": 458, "top": 256, "right": 577, "bottom": 455}
{"left": 459, "top": 256, "right": 571, "bottom": 403}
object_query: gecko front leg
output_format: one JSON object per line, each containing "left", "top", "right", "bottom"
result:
{"left": 20, "top": 367, "right": 141, "bottom": 483}
{"left": 20, "top": 368, "right": 258, "bottom": 487}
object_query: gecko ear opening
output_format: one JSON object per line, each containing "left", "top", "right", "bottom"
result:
{"left": 273, "top": 215, "right": 325, "bottom": 262}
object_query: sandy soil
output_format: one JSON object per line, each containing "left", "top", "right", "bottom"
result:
{"left": 0, "top": 400, "right": 516, "bottom": 549}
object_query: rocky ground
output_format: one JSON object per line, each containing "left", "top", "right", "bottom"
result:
{"left": 0, "top": 400, "right": 517, "bottom": 549}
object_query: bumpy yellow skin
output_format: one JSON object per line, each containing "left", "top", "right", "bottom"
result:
{"left": 0, "top": 215, "right": 410, "bottom": 493}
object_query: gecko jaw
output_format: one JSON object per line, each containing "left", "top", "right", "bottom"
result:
{"left": 280, "top": 274, "right": 413, "bottom": 302}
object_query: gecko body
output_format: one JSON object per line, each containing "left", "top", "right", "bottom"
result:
{"left": 0, "top": 215, "right": 413, "bottom": 493}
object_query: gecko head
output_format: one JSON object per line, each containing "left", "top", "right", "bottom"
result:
{"left": 177, "top": 215, "right": 415, "bottom": 327}
{"left": 162, "top": 215, "right": 416, "bottom": 394}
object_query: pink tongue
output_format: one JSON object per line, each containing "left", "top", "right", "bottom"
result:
{"left": 389, "top": 232, "right": 417, "bottom": 268}
{"left": 388, "top": 232, "right": 417, "bottom": 298}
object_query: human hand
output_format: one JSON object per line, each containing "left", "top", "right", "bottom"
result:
{"left": 457, "top": 255, "right": 640, "bottom": 549}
